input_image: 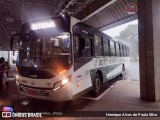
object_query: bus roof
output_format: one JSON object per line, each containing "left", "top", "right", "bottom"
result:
{"left": 74, "top": 22, "right": 129, "bottom": 47}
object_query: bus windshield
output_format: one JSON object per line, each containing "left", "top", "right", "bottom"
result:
{"left": 18, "top": 30, "right": 72, "bottom": 71}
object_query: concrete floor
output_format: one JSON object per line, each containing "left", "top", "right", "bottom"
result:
{"left": 124, "top": 62, "right": 140, "bottom": 81}
{"left": 81, "top": 80, "right": 160, "bottom": 111}
{"left": 1, "top": 63, "right": 160, "bottom": 119}
{"left": 1, "top": 79, "right": 160, "bottom": 120}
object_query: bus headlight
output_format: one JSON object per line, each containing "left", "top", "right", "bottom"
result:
{"left": 53, "top": 76, "right": 70, "bottom": 92}
{"left": 62, "top": 78, "right": 69, "bottom": 85}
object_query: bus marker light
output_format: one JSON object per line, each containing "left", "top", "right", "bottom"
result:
{"left": 77, "top": 84, "right": 80, "bottom": 88}
{"left": 59, "top": 69, "right": 66, "bottom": 74}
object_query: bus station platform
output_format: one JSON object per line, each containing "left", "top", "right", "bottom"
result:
{"left": 1, "top": 78, "right": 160, "bottom": 120}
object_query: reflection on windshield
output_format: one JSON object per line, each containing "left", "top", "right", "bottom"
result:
{"left": 19, "top": 32, "right": 71, "bottom": 70}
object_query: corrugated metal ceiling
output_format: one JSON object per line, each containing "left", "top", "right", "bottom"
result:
{"left": 84, "top": 0, "right": 138, "bottom": 30}
{"left": 0, "top": 0, "right": 137, "bottom": 50}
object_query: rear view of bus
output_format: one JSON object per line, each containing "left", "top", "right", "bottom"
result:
{"left": 15, "top": 16, "right": 75, "bottom": 101}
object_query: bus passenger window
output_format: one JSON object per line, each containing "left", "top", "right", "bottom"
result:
{"left": 110, "top": 41, "right": 115, "bottom": 56}
{"left": 81, "top": 37, "right": 92, "bottom": 57}
{"left": 125, "top": 47, "right": 128, "bottom": 57}
{"left": 75, "top": 36, "right": 92, "bottom": 57}
{"left": 124, "top": 46, "right": 126, "bottom": 56}
{"left": 94, "top": 35, "right": 103, "bottom": 56}
{"left": 127, "top": 47, "right": 129, "bottom": 56}
{"left": 116, "top": 43, "right": 120, "bottom": 57}
{"left": 122, "top": 45, "right": 125, "bottom": 57}
{"left": 120, "top": 45, "right": 124, "bottom": 57}
{"left": 103, "top": 39, "right": 109, "bottom": 56}
{"left": 75, "top": 36, "right": 80, "bottom": 57}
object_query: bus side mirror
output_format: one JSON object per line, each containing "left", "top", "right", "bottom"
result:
{"left": 10, "top": 33, "right": 20, "bottom": 51}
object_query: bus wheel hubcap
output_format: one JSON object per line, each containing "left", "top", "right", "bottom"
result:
{"left": 95, "top": 77, "right": 101, "bottom": 92}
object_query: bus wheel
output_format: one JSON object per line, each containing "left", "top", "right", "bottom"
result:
{"left": 92, "top": 73, "right": 102, "bottom": 97}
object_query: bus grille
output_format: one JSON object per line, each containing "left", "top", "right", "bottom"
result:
{"left": 20, "top": 86, "right": 50, "bottom": 96}
{"left": 18, "top": 68, "right": 55, "bottom": 79}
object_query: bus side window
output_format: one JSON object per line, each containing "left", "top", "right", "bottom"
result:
{"left": 120, "top": 45, "right": 124, "bottom": 57}
{"left": 110, "top": 41, "right": 115, "bottom": 56}
{"left": 81, "top": 37, "right": 92, "bottom": 57}
{"left": 75, "top": 35, "right": 92, "bottom": 57}
{"left": 75, "top": 35, "right": 80, "bottom": 57}
{"left": 125, "top": 46, "right": 127, "bottom": 57}
{"left": 122, "top": 45, "right": 125, "bottom": 57}
{"left": 127, "top": 47, "right": 129, "bottom": 56}
{"left": 119, "top": 44, "right": 121, "bottom": 57}
{"left": 94, "top": 35, "right": 103, "bottom": 56}
{"left": 126, "top": 47, "right": 128, "bottom": 57}
{"left": 103, "top": 39, "right": 109, "bottom": 56}
{"left": 116, "top": 43, "right": 120, "bottom": 57}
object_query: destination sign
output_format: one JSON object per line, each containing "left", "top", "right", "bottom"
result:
{"left": 31, "top": 21, "right": 56, "bottom": 30}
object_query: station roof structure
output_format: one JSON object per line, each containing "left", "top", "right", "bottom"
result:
{"left": 0, "top": 0, "right": 137, "bottom": 50}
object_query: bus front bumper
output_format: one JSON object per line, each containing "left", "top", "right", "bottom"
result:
{"left": 18, "top": 83, "right": 73, "bottom": 101}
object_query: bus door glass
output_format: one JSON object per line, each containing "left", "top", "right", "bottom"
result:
{"left": 74, "top": 35, "right": 93, "bottom": 71}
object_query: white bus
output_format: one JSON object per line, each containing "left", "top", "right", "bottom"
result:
{"left": 11, "top": 15, "right": 130, "bottom": 101}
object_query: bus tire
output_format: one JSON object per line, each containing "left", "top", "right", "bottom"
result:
{"left": 92, "top": 73, "right": 102, "bottom": 97}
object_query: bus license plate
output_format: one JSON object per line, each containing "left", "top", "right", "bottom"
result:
{"left": 28, "top": 90, "right": 38, "bottom": 96}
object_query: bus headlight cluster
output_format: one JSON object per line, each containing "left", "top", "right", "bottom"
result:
{"left": 62, "top": 78, "right": 68, "bottom": 85}
{"left": 53, "top": 76, "right": 70, "bottom": 92}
